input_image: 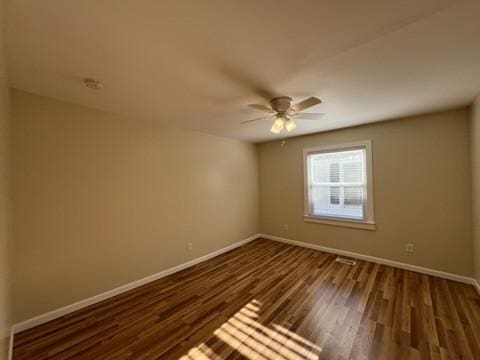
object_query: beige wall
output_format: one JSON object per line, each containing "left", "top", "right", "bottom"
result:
{"left": 259, "top": 109, "right": 472, "bottom": 276}
{"left": 11, "top": 90, "right": 259, "bottom": 322}
{"left": 0, "top": 0, "right": 12, "bottom": 357}
{"left": 472, "top": 97, "right": 480, "bottom": 283}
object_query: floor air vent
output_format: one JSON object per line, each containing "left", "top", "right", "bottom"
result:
{"left": 336, "top": 257, "right": 356, "bottom": 266}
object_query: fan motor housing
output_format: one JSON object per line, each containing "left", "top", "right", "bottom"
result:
{"left": 269, "top": 96, "right": 292, "bottom": 112}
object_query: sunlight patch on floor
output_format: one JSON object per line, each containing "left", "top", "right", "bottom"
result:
{"left": 180, "top": 299, "right": 322, "bottom": 360}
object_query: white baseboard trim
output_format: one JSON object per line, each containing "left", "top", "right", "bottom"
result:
{"left": 13, "top": 233, "right": 261, "bottom": 334}
{"left": 260, "top": 234, "right": 476, "bottom": 286}
{"left": 473, "top": 279, "right": 480, "bottom": 296}
{"left": 8, "top": 327, "right": 13, "bottom": 360}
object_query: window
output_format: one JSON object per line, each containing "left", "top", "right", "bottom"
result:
{"left": 303, "top": 141, "right": 375, "bottom": 230}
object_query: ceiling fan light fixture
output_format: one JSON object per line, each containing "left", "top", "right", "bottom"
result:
{"left": 270, "top": 117, "right": 284, "bottom": 134}
{"left": 273, "top": 117, "right": 284, "bottom": 128}
{"left": 285, "top": 119, "right": 297, "bottom": 132}
{"left": 270, "top": 123, "right": 282, "bottom": 134}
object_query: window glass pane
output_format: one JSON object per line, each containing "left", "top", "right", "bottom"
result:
{"left": 342, "top": 162, "right": 362, "bottom": 182}
{"left": 312, "top": 159, "right": 329, "bottom": 183}
{"left": 344, "top": 186, "right": 363, "bottom": 206}
{"left": 329, "top": 163, "right": 340, "bottom": 183}
{"left": 329, "top": 186, "right": 340, "bottom": 204}
{"left": 308, "top": 148, "right": 366, "bottom": 220}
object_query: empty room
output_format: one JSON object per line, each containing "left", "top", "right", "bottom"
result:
{"left": 2, "top": 0, "right": 480, "bottom": 359}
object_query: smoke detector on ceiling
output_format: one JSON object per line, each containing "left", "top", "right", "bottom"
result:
{"left": 84, "top": 78, "right": 103, "bottom": 90}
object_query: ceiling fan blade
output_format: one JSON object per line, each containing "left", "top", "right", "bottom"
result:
{"left": 290, "top": 97, "right": 322, "bottom": 112}
{"left": 293, "top": 113, "right": 325, "bottom": 120}
{"left": 240, "top": 116, "right": 274, "bottom": 124}
{"left": 248, "top": 104, "right": 275, "bottom": 113}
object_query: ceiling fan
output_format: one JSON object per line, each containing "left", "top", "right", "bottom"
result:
{"left": 242, "top": 96, "right": 324, "bottom": 134}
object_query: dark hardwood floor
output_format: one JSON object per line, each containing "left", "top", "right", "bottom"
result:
{"left": 13, "top": 238, "right": 480, "bottom": 359}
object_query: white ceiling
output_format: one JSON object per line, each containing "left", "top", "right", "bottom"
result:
{"left": 7, "top": 0, "right": 480, "bottom": 142}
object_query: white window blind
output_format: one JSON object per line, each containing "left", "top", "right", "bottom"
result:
{"left": 304, "top": 142, "right": 374, "bottom": 226}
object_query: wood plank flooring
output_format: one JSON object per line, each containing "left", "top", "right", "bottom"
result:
{"left": 13, "top": 238, "right": 480, "bottom": 359}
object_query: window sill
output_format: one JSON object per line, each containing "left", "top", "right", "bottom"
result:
{"left": 304, "top": 215, "right": 376, "bottom": 231}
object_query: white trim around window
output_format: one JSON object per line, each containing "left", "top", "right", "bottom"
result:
{"left": 303, "top": 140, "right": 376, "bottom": 230}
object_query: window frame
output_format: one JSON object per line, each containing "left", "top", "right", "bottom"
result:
{"left": 303, "top": 140, "right": 376, "bottom": 230}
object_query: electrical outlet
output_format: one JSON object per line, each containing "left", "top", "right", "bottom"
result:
{"left": 405, "top": 243, "right": 414, "bottom": 253}
{"left": 187, "top": 242, "right": 193, "bottom": 251}
{"left": 283, "top": 224, "right": 289, "bottom": 230}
